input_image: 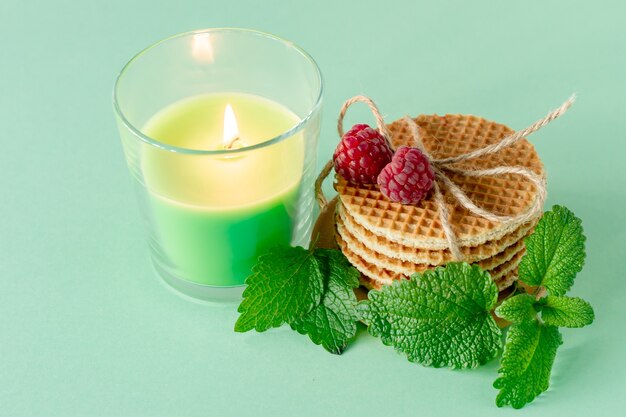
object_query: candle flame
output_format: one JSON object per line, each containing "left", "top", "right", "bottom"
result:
{"left": 192, "top": 33, "right": 214, "bottom": 62}
{"left": 223, "top": 104, "right": 240, "bottom": 148}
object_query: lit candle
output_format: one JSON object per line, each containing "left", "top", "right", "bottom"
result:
{"left": 141, "top": 93, "right": 304, "bottom": 287}
{"left": 222, "top": 104, "right": 241, "bottom": 149}
{"left": 114, "top": 28, "right": 322, "bottom": 300}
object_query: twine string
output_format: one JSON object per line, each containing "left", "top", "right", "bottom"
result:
{"left": 317, "top": 96, "right": 392, "bottom": 211}
{"left": 337, "top": 96, "right": 393, "bottom": 148}
{"left": 317, "top": 95, "right": 575, "bottom": 261}
{"left": 315, "top": 159, "right": 335, "bottom": 211}
{"left": 433, "top": 97, "right": 575, "bottom": 165}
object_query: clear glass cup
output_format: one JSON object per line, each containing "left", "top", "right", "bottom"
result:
{"left": 113, "top": 29, "right": 323, "bottom": 302}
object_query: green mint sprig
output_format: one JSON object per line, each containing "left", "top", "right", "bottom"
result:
{"left": 290, "top": 249, "right": 361, "bottom": 354}
{"left": 359, "top": 263, "right": 502, "bottom": 368}
{"left": 233, "top": 204, "right": 594, "bottom": 409}
{"left": 517, "top": 205, "right": 586, "bottom": 296}
{"left": 493, "top": 205, "right": 593, "bottom": 409}
{"left": 493, "top": 320, "right": 562, "bottom": 409}
{"left": 234, "top": 246, "right": 324, "bottom": 333}
{"left": 235, "top": 246, "right": 360, "bottom": 354}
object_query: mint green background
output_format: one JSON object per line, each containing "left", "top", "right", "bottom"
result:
{"left": 1, "top": 1, "right": 624, "bottom": 415}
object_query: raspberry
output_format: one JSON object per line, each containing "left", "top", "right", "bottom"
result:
{"left": 333, "top": 124, "right": 394, "bottom": 184}
{"left": 377, "top": 146, "right": 435, "bottom": 204}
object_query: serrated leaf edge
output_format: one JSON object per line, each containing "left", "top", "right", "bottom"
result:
{"left": 360, "top": 263, "right": 502, "bottom": 369}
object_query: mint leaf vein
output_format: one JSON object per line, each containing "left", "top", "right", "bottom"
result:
{"left": 494, "top": 320, "right": 562, "bottom": 409}
{"left": 235, "top": 246, "right": 323, "bottom": 332}
{"left": 291, "top": 249, "right": 360, "bottom": 354}
{"left": 518, "top": 205, "right": 585, "bottom": 295}
{"left": 359, "top": 263, "right": 502, "bottom": 369}
{"left": 541, "top": 295, "right": 595, "bottom": 328}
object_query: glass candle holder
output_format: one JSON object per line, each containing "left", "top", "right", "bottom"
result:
{"left": 113, "top": 29, "right": 323, "bottom": 302}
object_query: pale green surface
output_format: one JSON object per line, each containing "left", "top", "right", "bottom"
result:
{"left": 1, "top": 0, "right": 624, "bottom": 415}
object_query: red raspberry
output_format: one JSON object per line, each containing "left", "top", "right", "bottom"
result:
{"left": 377, "top": 146, "right": 435, "bottom": 204}
{"left": 333, "top": 124, "right": 394, "bottom": 184}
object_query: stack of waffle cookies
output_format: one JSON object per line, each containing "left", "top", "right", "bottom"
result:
{"left": 333, "top": 114, "right": 545, "bottom": 292}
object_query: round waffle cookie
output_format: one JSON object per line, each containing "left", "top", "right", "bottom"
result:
{"left": 334, "top": 114, "right": 545, "bottom": 250}
{"left": 336, "top": 227, "right": 524, "bottom": 291}
{"left": 359, "top": 270, "right": 519, "bottom": 292}
{"left": 336, "top": 201, "right": 538, "bottom": 265}
{"left": 350, "top": 253, "right": 521, "bottom": 292}
{"left": 336, "top": 211, "right": 529, "bottom": 277}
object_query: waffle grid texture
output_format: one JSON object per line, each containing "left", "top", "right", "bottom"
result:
{"left": 335, "top": 114, "right": 545, "bottom": 250}
{"left": 331, "top": 113, "right": 545, "bottom": 291}
{"left": 336, "top": 225, "right": 523, "bottom": 289}
{"left": 336, "top": 211, "right": 529, "bottom": 276}
{"left": 336, "top": 201, "right": 537, "bottom": 265}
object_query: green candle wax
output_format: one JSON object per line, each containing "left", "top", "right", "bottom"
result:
{"left": 142, "top": 93, "right": 304, "bottom": 286}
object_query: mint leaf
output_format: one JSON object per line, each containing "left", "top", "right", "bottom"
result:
{"left": 518, "top": 205, "right": 585, "bottom": 295}
{"left": 359, "top": 263, "right": 501, "bottom": 368}
{"left": 494, "top": 205, "right": 593, "bottom": 408}
{"left": 540, "top": 295, "right": 594, "bottom": 328}
{"left": 291, "top": 249, "right": 360, "bottom": 354}
{"left": 494, "top": 320, "right": 562, "bottom": 409}
{"left": 495, "top": 294, "right": 537, "bottom": 324}
{"left": 235, "top": 246, "right": 323, "bottom": 332}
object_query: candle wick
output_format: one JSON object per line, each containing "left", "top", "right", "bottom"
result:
{"left": 224, "top": 136, "right": 241, "bottom": 150}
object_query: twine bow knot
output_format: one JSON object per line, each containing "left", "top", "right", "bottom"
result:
{"left": 316, "top": 95, "right": 575, "bottom": 261}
